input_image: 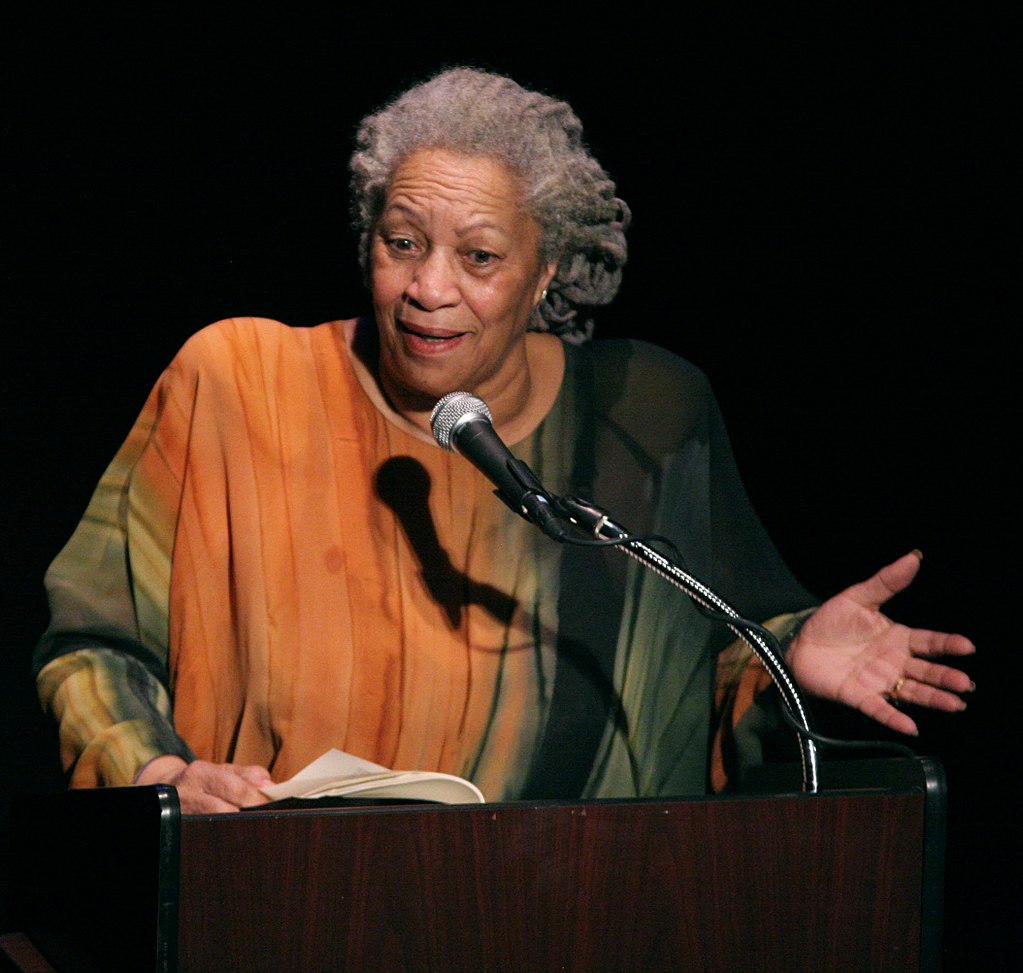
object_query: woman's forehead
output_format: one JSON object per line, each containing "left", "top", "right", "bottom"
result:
{"left": 387, "top": 151, "right": 525, "bottom": 208}
{"left": 382, "top": 149, "right": 536, "bottom": 237}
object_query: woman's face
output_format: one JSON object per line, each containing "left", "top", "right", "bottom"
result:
{"left": 370, "top": 148, "right": 557, "bottom": 422}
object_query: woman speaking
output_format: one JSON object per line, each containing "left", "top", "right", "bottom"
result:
{"left": 33, "top": 68, "right": 974, "bottom": 812}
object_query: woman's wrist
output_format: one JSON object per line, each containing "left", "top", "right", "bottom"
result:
{"left": 134, "top": 753, "right": 189, "bottom": 786}
{"left": 779, "top": 609, "right": 816, "bottom": 661}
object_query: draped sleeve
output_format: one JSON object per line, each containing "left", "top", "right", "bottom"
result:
{"left": 537, "top": 339, "right": 817, "bottom": 797}
{"left": 33, "top": 324, "right": 205, "bottom": 785}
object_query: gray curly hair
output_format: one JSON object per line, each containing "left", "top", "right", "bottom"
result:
{"left": 349, "top": 67, "right": 630, "bottom": 344}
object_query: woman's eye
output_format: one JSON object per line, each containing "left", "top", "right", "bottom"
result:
{"left": 466, "top": 249, "right": 496, "bottom": 266}
{"left": 386, "top": 237, "right": 417, "bottom": 254}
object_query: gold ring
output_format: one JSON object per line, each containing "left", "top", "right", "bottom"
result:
{"left": 886, "top": 676, "right": 906, "bottom": 705}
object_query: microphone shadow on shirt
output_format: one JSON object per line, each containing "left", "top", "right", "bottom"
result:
{"left": 374, "top": 456, "right": 634, "bottom": 792}
{"left": 375, "top": 455, "right": 518, "bottom": 630}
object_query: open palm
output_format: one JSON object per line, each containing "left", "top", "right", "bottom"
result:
{"left": 786, "top": 551, "right": 975, "bottom": 735}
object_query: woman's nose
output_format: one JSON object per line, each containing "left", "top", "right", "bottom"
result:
{"left": 404, "top": 249, "right": 460, "bottom": 310}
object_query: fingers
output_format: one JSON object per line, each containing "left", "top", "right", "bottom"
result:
{"left": 905, "top": 656, "right": 976, "bottom": 696}
{"left": 856, "top": 691, "right": 920, "bottom": 736}
{"left": 178, "top": 789, "right": 250, "bottom": 815}
{"left": 174, "top": 760, "right": 273, "bottom": 813}
{"left": 855, "top": 670, "right": 973, "bottom": 737}
{"left": 848, "top": 649, "right": 975, "bottom": 733}
{"left": 895, "top": 678, "right": 969, "bottom": 713}
{"left": 846, "top": 550, "right": 923, "bottom": 611}
{"left": 908, "top": 628, "right": 976, "bottom": 659}
{"left": 235, "top": 764, "right": 275, "bottom": 790}
{"left": 900, "top": 662, "right": 977, "bottom": 716}
{"left": 868, "top": 659, "right": 976, "bottom": 731}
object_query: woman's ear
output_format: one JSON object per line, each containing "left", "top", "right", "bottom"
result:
{"left": 535, "top": 260, "right": 558, "bottom": 305}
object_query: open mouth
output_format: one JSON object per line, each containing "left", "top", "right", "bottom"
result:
{"left": 398, "top": 320, "right": 469, "bottom": 343}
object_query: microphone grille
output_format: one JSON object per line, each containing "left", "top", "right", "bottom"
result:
{"left": 431, "top": 391, "right": 492, "bottom": 451}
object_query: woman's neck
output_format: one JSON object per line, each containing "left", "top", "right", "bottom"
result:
{"left": 342, "top": 317, "right": 565, "bottom": 447}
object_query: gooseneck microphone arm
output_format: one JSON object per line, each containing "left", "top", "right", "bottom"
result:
{"left": 431, "top": 391, "right": 820, "bottom": 793}
{"left": 556, "top": 497, "right": 820, "bottom": 793}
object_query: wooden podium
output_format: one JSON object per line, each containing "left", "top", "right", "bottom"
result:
{"left": 3, "top": 758, "right": 946, "bottom": 973}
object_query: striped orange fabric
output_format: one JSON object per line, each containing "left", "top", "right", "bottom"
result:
{"left": 37, "top": 318, "right": 814, "bottom": 798}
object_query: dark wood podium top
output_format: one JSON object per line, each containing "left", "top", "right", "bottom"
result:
{"left": 5, "top": 757, "right": 946, "bottom": 973}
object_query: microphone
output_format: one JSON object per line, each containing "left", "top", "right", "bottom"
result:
{"left": 431, "top": 400, "right": 822, "bottom": 791}
{"left": 430, "top": 391, "right": 568, "bottom": 540}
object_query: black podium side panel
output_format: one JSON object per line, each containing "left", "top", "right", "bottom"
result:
{"left": 9, "top": 787, "right": 179, "bottom": 973}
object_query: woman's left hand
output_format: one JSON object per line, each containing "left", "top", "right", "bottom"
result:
{"left": 785, "top": 550, "right": 975, "bottom": 735}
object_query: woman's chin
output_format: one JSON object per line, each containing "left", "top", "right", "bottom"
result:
{"left": 381, "top": 353, "right": 478, "bottom": 406}
{"left": 382, "top": 373, "right": 463, "bottom": 422}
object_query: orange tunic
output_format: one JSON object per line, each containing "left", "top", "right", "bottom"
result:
{"left": 36, "top": 317, "right": 813, "bottom": 798}
{"left": 166, "top": 318, "right": 565, "bottom": 798}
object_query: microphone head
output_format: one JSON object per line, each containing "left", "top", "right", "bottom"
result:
{"left": 431, "top": 391, "right": 493, "bottom": 451}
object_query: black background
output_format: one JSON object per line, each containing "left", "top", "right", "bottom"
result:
{"left": 2, "top": 5, "right": 1018, "bottom": 967}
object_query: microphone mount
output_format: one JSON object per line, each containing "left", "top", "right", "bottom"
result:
{"left": 432, "top": 391, "right": 820, "bottom": 792}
